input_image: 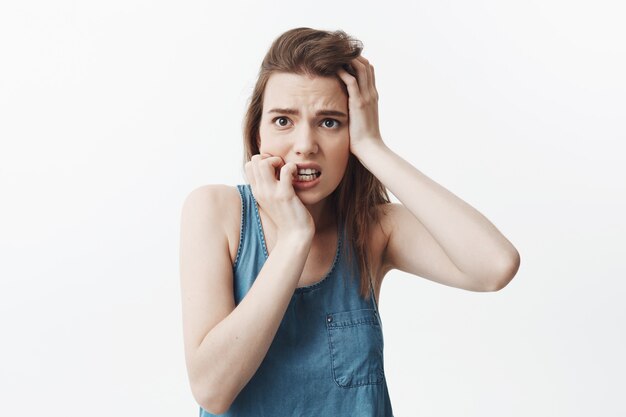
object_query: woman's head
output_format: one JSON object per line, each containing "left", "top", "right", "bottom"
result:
{"left": 242, "top": 27, "right": 390, "bottom": 299}
{"left": 243, "top": 27, "right": 361, "bottom": 205}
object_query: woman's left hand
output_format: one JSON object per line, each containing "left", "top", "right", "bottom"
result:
{"left": 336, "top": 55, "right": 385, "bottom": 156}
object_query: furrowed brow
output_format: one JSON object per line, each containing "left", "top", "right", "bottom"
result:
{"left": 267, "top": 108, "right": 348, "bottom": 118}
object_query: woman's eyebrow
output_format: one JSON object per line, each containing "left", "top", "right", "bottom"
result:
{"left": 267, "top": 108, "right": 348, "bottom": 118}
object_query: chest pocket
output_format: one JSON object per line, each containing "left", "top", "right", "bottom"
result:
{"left": 326, "top": 308, "right": 385, "bottom": 388}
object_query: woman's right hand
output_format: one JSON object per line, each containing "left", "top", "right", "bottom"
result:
{"left": 244, "top": 153, "right": 315, "bottom": 241}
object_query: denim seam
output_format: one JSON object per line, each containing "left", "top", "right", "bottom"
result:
{"left": 247, "top": 184, "right": 269, "bottom": 258}
{"left": 232, "top": 185, "right": 246, "bottom": 270}
{"left": 328, "top": 319, "right": 379, "bottom": 328}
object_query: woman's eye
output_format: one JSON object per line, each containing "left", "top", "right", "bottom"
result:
{"left": 273, "top": 117, "right": 291, "bottom": 127}
{"left": 322, "top": 119, "right": 341, "bottom": 129}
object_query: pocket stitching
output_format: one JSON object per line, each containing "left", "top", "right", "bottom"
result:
{"left": 326, "top": 309, "right": 385, "bottom": 388}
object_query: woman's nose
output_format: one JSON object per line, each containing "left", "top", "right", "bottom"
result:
{"left": 292, "top": 124, "right": 318, "bottom": 155}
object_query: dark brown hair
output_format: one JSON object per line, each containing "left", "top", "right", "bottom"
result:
{"left": 241, "top": 27, "right": 391, "bottom": 300}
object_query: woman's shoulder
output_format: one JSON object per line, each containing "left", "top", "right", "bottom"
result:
{"left": 182, "top": 184, "right": 242, "bottom": 213}
{"left": 182, "top": 184, "right": 243, "bottom": 264}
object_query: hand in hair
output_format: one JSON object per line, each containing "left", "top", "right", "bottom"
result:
{"left": 336, "top": 55, "right": 385, "bottom": 156}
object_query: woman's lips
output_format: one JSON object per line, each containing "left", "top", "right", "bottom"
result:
{"left": 293, "top": 161, "right": 323, "bottom": 172}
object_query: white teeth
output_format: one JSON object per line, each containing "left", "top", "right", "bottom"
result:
{"left": 296, "top": 174, "right": 316, "bottom": 181}
{"left": 297, "top": 168, "right": 318, "bottom": 175}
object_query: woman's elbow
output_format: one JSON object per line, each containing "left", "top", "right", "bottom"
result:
{"left": 491, "top": 251, "right": 521, "bottom": 291}
{"left": 193, "top": 381, "right": 232, "bottom": 415}
{"left": 199, "top": 400, "right": 230, "bottom": 416}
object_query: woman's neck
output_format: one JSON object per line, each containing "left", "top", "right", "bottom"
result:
{"left": 304, "top": 197, "right": 336, "bottom": 233}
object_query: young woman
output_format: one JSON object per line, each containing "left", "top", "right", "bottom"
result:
{"left": 179, "top": 27, "right": 520, "bottom": 416}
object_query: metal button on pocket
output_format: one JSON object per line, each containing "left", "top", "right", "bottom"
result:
{"left": 327, "top": 315, "right": 333, "bottom": 323}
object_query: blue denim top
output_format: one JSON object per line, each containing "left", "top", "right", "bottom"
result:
{"left": 199, "top": 184, "right": 394, "bottom": 416}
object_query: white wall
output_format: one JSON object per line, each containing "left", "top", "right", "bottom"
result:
{"left": 1, "top": 0, "right": 624, "bottom": 416}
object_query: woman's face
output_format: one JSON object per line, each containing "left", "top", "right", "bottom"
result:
{"left": 258, "top": 72, "right": 350, "bottom": 206}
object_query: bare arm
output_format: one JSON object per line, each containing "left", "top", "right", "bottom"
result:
{"left": 355, "top": 142, "right": 520, "bottom": 291}
{"left": 180, "top": 185, "right": 312, "bottom": 414}
{"left": 337, "top": 56, "right": 520, "bottom": 291}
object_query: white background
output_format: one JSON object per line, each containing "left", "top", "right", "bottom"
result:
{"left": 1, "top": 1, "right": 625, "bottom": 416}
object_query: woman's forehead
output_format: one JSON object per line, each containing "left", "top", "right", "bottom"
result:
{"left": 263, "top": 72, "right": 347, "bottom": 110}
